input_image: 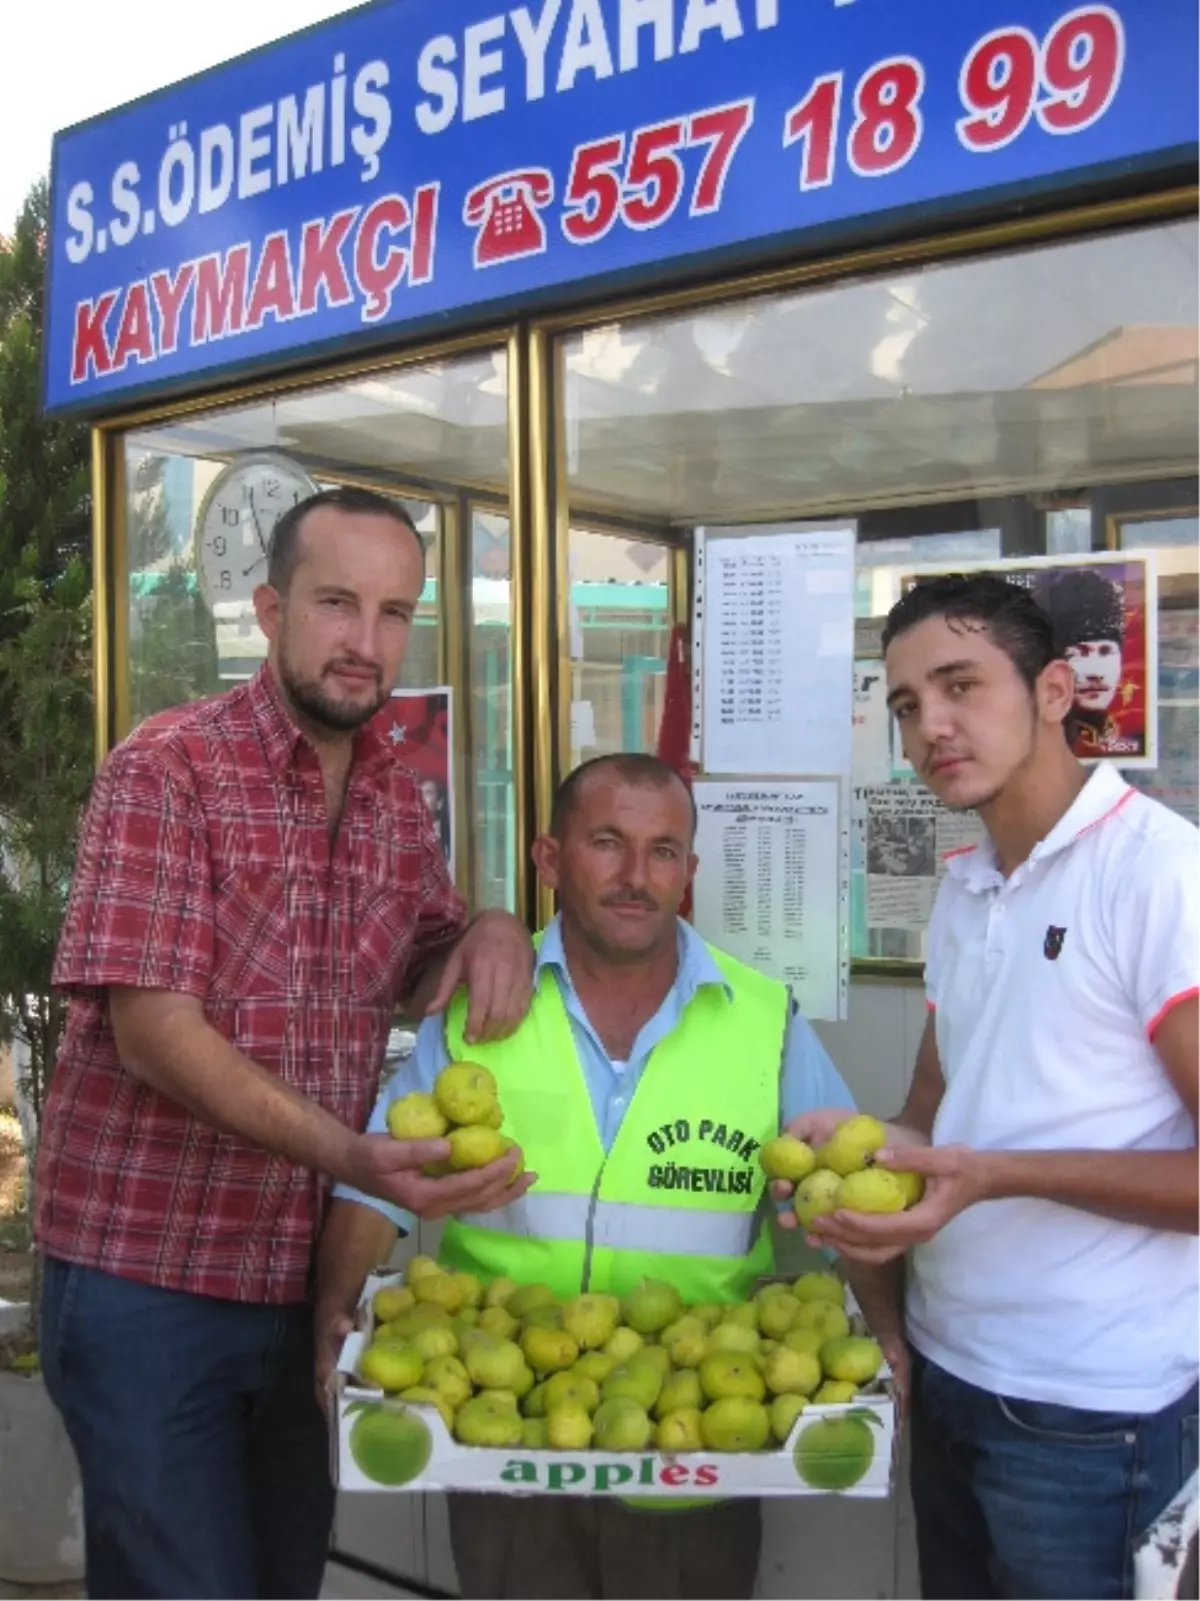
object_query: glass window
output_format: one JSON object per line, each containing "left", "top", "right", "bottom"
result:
{"left": 568, "top": 526, "right": 673, "bottom": 766}
{"left": 119, "top": 349, "right": 512, "bottom": 909}
{"left": 557, "top": 217, "right": 1198, "bottom": 966}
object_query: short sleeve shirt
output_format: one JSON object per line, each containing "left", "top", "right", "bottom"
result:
{"left": 910, "top": 763, "right": 1200, "bottom": 1410}
{"left": 35, "top": 667, "right": 467, "bottom": 1304}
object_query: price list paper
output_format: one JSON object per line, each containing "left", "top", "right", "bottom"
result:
{"left": 692, "top": 779, "right": 844, "bottom": 1021}
{"left": 696, "top": 525, "right": 854, "bottom": 777}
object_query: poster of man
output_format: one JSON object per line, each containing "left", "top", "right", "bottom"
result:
{"left": 901, "top": 552, "right": 1157, "bottom": 767}
{"left": 369, "top": 688, "right": 455, "bottom": 867}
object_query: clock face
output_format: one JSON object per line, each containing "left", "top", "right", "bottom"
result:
{"left": 194, "top": 452, "right": 318, "bottom": 608}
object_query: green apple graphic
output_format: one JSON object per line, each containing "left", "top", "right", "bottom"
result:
{"left": 349, "top": 1403, "right": 434, "bottom": 1487}
{"left": 793, "top": 1408, "right": 882, "bottom": 1491}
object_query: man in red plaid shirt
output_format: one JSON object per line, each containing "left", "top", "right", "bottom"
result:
{"left": 36, "top": 486, "right": 536, "bottom": 1601}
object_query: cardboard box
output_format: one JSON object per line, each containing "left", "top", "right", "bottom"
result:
{"left": 331, "top": 1273, "right": 896, "bottom": 1500}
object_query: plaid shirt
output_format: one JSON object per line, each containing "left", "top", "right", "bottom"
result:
{"left": 35, "top": 667, "right": 466, "bottom": 1304}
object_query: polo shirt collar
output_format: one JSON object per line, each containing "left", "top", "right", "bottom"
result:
{"left": 248, "top": 664, "right": 391, "bottom": 778}
{"left": 536, "top": 913, "right": 734, "bottom": 1003}
{"left": 944, "top": 763, "right": 1133, "bottom": 891}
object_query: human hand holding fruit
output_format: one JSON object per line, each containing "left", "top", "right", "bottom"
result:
{"left": 807, "top": 1143, "right": 985, "bottom": 1265}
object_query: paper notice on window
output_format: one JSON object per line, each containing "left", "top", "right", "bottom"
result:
{"left": 862, "top": 784, "right": 987, "bottom": 932}
{"left": 692, "top": 779, "right": 844, "bottom": 1021}
{"left": 698, "top": 525, "right": 855, "bottom": 777}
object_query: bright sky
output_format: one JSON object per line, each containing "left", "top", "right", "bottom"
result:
{"left": 0, "top": 0, "right": 359, "bottom": 232}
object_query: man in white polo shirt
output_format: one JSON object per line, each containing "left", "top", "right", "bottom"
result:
{"left": 782, "top": 574, "right": 1198, "bottom": 1601}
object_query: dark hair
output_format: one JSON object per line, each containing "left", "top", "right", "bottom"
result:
{"left": 1040, "top": 568, "right": 1125, "bottom": 649}
{"left": 550, "top": 754, "right": 697, "bottom": 841}
{"left": 882, "top": 572, "right": 1078, "bottom": 742}
{"left": 266, "top": 486, "right": 424, "bottom": 593}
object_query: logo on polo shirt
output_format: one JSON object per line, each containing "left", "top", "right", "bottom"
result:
{"left": 1043, "top": 926, "right": 1068, "bottom": 961}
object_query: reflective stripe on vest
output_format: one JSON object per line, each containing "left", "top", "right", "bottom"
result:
{"left": 459, "top": 1192, "right": 756, "bottom": 1258}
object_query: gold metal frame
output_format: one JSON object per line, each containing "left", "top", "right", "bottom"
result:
{"left": 91, "top": 184, "right": 1196, "bottom": 946}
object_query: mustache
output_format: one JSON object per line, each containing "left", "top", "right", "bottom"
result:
{"left": 324, "top": 656, "right": 381, "bottom": 681}
{"left": 600, "top": 890, "right": 657, "bottom": 909}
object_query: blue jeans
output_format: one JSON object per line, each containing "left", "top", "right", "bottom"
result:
{"left": 910, "top": 1348, "right": 1200, "bottom": 1600}
{"left": 40, "top": 1257, "right": 335, "bottom": 1600}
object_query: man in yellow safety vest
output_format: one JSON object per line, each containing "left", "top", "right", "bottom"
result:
{"left": 316, "top": 753, "right": 903, "bottom": 1599}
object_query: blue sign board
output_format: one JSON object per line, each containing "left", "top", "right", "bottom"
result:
{"left": 44, "top": 0, "right": 1197, "bottom": 415}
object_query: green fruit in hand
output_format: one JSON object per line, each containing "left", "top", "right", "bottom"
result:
{"left": 770, "top": 1393, "right": 809, "bottom": 1443}
{"left": 793, "top": 1169, "right": 843, "bottom": 1229}
{"left": 454, "top": 1394, "right": 524, "bottom": 1448}
{"left": 350, "top": 1406, "right": 433, "bottom": 1485}
{"left": 562, "top": 1293, "right": 620, "bottom": 1350}
{"left": 396, "top": 1386, "right": 454, "bottom": 1431}
{"left": 700, "top": 1352, "right": 766, "bottom": 1404}
{"left": 655, "top": 1369, "right": 703, "bottom": 1419}
{"left": 573, "top": 1351, "right": 617, "bottom": 1386}
{"left": 373, "top": 1285, "right": 416, "bottom": 1323}
{"left": 836, "top": 1168, "right": 906, "bottom": 1215}
{"left": 464, "top": 1336, "right": 528, "bottom": 1392}
{"left": 447, "top": 1125, "right": 508, "bottom": 1171}
{"left": 820, "top": 1337, "right": 884, "bottom": 1385}
{"left": 422, "top": 1355, "right": 472, "bottom": 1409}
{"left": 434, "top": 1062, "right": 500, "bottom": 1126}
{"left": 522, "top": 1417, "right": 549, "bottom": 1448}
{"left": 891, "top": 1169, "right": 926, "bottom": 1208}
{"left": 521, "top": 1326, "right": 579, "bottom": 1376}
{"left": 484, "top": 1276, "right": 518, "bottom": 1309}
{"left": 762, "top": 1346, "right": 822, "bottom": 1397}
{"left": 700, "top": 1397, "right": 770, "bottom": 1452}
{"left": 602, "top": 1360, "right": 663, "bottom": 1411}
{"left": 791, "top": 1272, "right": 844, "bottom": 1306}
{"left": 622, "top": 1278, "right": 683, "bottom": 1335}
{"left": 592, "top": 1397, "right": 653, "bottom": 1452}
{"left": 793, "top": 1301, "right": 850, "bottom": 1340}
{"left": 357, "top": 1343, "right": 424, "bottom": 1393}
{"left": 386, "top": 1092, "right": 449, "bottom": 1142}
{"left": 813, "top": 1380, "right": 860, "bottom": 1405}
{"left": 656, "top": 1407, "right": 705, "bottom": 1451}
{"left": 817, "top": 1114, "right": 888, "bottom": 1178}
{"left": 758, "top": 1293, "right": 802, "bottom": 1340}
{"left": 759, "top": 1135, "right": 817, "bottom": 1182}
{"left": 546, "top": 1405, "right": 594, "bottom": 1450}
{"left": 483, "top": 1102, "right": 505, "bottom": 1129}
{"left": 506, "top": 1283, "right": 558, "bottom": 1320}
{"left": 543, "top": 1371, "right": 601, "bottom": 1414}
{"left": 603, "top": 1327, "right": 645, "bottom": 1363}
{"left": 708, "top": 1322, "right": 760, "bottom": 1356}
{"left": 794, "top": 1411, "right": 877, "bottom": 1489}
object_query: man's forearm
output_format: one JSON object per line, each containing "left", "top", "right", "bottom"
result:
{"left": 316, "top": 1200, "right": 399, "bottom": 1322}
{"left": 839, "top": 1257, "right": 906, "bottom": 1346}
{"left": 975, "top": 1147, "right": 1198, "bottom": 1233}
{"left": 112, "top": 995, "right": 359, "bottom": 1182}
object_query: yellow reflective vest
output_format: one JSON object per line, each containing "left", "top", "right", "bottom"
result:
{"left": 438, "top": 942, "right": 788, "bottom": 1302}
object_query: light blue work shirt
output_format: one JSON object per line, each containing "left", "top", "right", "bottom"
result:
{"left": 334, "top": 914, "right": 854, "bottom": 1233}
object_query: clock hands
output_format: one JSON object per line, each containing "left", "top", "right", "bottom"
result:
{"left": 243, "top": 487, "right": 270, "bottom": 579}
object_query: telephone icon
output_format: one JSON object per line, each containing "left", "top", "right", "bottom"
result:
{"left": 463, "top": 169, "right": 554, "bottom": 269}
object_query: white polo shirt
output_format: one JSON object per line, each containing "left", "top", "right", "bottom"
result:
{"left": 907, "top": 763, "right": 1200, "bottom": 1412}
